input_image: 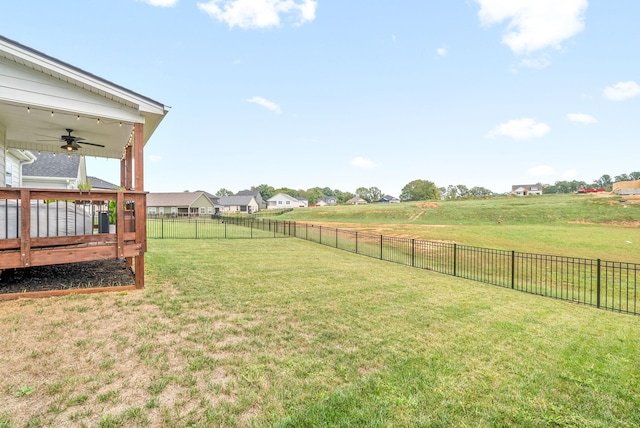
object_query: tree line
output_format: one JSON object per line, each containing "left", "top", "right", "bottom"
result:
{"left": 214, "top": 171, "right": 639, "bottom": 205}
{"left": 543, "top": 171, "right": 640, "bottom": 194}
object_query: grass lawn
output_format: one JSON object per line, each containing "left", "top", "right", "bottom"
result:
{"left": 1, "top": 238, "right": 639, "bottom": 427}
{"left": 278, "top": 194, "right": 640, "bottom": 262}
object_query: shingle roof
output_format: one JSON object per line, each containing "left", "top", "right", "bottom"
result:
{"left": 88, "top": 176, "right": 119, "bottom": 190}
{"left": 147, "top": 192, "right": 210, "bottom": 207}
{"left": 22, "top": 152, "right": 80, "bottom": 178}
{"left": 218, "top": 195, "right": 256, "bottom": 206}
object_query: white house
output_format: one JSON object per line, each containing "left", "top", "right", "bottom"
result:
{"left": 218, "top": 195, "right": 260, "bottom": 214}
{"left": 346, "top": 196, "right": 368, "bottom": 205}
{"left": 511, "top": 184, "right": 542, "bottom": 196}
{"left": 267, "top": 193, "right": 305, "bottom": 209}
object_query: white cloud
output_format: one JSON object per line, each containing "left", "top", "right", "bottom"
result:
{"left": 562, "top": 168, "right": 578, "bottom": 178}
{"left": 247, "top": 96, "right": 282, "bottom": 114}
{"left": 604, "top": 81, "right": 640, "bottom": 101}
{"left": 141, "top": 0, "right": 178, "bottom": 6}
{"left": 477, "top": 0, "right": 587, "bottom": 54}
{"left": 528, "top": 165, "right": 555, "bottom": 177}
{"left": 486, "top": 118, "right": 550, "bottom": 140}
{"left": 517, "top": 55, "right": 551, "bottom": 70}
{"left": 149, "top": 155, "right": 163, "bottom": 162}
{"left": 437, "top": 47, "right": 447, "bottom": 56}
{"left": 197, "top": 0, "right": 317, "bottom": 29}
{"left": 351, "top": 157, "right": 378, "bottom": 169}
{"left": 567, "top": 113, "right": 596, "bottom": 124}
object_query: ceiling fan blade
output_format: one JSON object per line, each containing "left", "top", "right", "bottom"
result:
{"left": 77, "top": 141, "right": 105, "bottom": 148}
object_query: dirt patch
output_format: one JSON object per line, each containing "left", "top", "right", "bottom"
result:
{"left": 0, "top": 259, "right": 135, "bottom": 295}
{"left": 415, "top": 202, "right": 439, "bottom": 208}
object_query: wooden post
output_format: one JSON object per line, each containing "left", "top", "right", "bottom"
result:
{"left": 133, "top": 123, "right": 145, "bottom": 289}
{"left": 20, "top": 189, "right": 31, "bottom": 267}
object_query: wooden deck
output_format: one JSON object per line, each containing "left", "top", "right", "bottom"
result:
{"left": 0, "top": 188, "right": 147, "bottom": 289}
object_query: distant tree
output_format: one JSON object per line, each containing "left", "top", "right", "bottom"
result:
{"left": 593, "top": 174, "right": 613, "bottom": 191}
{"left": 322, "top": 187, "right": 335, "bottom": 197}
{"left": 444, "top": 185, "right": 458, "bottom": 199}
{"left": 368, "top": 187, "right": 383, "bottom": 202}
{"left": 216, "top": 188, "right": 234, "bottom": 196}
{"left": 303, "top": 187, "right": 325, "bottom": 205}
{"left": 615, "top": 174, "right": 630, "bottom": 183}
{"left": 354, "top": 186, "right": 383, "bottom": 202}
{"left": 334, "top": 189, "right": 355, "bottom": 204}
{"left": 400, "top": 179, "right": 440, "bottom": 201}
{"left": 468, "top": 186, "right": 495, "bottom": 197}
{"left": 252, "top": 184, "right": 276, "bottom": 200}
{"left": 630, "top": 171, "right": 640, "bottom": 180}
{"left": 355, "top": 187, "right": 371, "bottom": 202}
{"left": 543, "top": 180, "right": 587, "bottom": 194}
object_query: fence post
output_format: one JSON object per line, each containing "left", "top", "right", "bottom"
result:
{"left": 511, "top": 250, "right": 515, "bottom": 289}
{"left": 411, "top": 239, "right": 415, "bottom": 267}
{"left": 597, "top": 258, "right": 601, "bottom": 308}
{"left": 251, "top": 220, "right": 253, "bottom": 239}
{"left": 453, "top": 243, "right": 457, "bottom": 277}
{"left": 380, "top": 235, "right": 383, "bottom": 260}
{"left": 195, "top": 219, "right": 198, "bottom": 239}
{"left": 320, "top": 226, "right": 322, "bottom": 244}
{"left": 335, "top": 229, "right": 338, "bottom": 248}
{"left": 224, "top": 221, "right": 227, "bottom": 239}
{"left": 161, "top": 217, "right": 164, "bottom": 239}
{"left": 355, "top": 231, "right": 358, "bottom": 254}
{"left": 306, "top": 223, "right": 308, "bottom": 240}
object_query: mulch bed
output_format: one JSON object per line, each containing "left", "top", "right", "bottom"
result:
{"left": 0, "top": 259, "right": 135, "bottom": 295}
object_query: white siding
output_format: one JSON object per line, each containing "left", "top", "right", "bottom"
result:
{"left": 0, "top": 122, "right": 5, "bottom": 186}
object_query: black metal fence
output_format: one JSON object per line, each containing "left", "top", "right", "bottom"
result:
{"left": 147, "top": 216, "right": 639, "bottom": 315}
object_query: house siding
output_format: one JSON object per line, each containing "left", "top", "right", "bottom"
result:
{"left": 0, "top": 122, "right": 5, "bottom": 186}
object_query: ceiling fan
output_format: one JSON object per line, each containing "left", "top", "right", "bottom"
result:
{"left": 57, "top": 129, "right": 105, "bottom": 151}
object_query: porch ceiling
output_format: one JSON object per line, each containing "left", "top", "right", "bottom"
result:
{"left": 0, "top": 35, "right": 168, "bottom": 160}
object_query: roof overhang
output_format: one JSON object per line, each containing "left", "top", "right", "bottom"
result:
{"left": 0, "top": 35, "right": 169, "bottom": 159}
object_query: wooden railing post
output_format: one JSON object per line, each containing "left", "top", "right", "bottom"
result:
{"left": 20, "top": 189, "right": 31, "bottom": 267}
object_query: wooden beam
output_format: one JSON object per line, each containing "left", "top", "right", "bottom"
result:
{"left": 0, "top": 285, "right": 138, "bottom": 302}
{"left": 133, "top": 122, "right": 145, "bottom": 289}
{"left": 125, "top": 145, "right": 133, "bottom": 191}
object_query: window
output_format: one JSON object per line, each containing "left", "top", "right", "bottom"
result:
{"left": 199, "top": 207, "right": 206, "bottom": 214}
{"left": 5, "top": 162, "right": 12, "bottom": 187}
{"left": 171, "top": 207, "right": 177, "bottom": 214}
{"left": 286, "top": 201, "right": 290, "bottom": 205}
{"left": 278, "top": 200, "right": 282, "bottom": 205}
{"left": 208, "top": 207, "right": 213, "bottom": 214}
{"left": 148, "top": 207, "right": 157, "bottom": 215}
{"left": 159, "top": 207, "right": 164, "bottom": 215}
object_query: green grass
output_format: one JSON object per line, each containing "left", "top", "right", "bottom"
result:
{"left": 1, "top": 239, "right": 639, "bottom": 426}
{"left": 275, "top": 194, "right": 640, "bottom": 262}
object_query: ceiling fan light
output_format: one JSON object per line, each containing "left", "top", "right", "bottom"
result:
{"left": 61, "top": 144, "right": 77, "bottom": 151}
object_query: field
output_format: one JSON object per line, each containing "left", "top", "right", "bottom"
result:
{"left": 278, "top": 194, "right": 640, "bottom": 263}
{"left": 0, "top": 193, "right": 639, "bottom": 426}
{"left": 1, "top": 239, "right": 639, "bottom": 427}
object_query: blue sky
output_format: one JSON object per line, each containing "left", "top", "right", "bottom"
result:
{"left": 2, "top": 0, "right": 639, "bottom": 195}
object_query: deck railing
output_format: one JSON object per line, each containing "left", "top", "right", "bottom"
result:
{"left": 0, "top": 188, "right": 146, "bottom": 269}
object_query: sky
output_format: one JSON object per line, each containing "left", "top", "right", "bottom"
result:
{"left": 2, "top": 0, "right": 639, "bottom": 196}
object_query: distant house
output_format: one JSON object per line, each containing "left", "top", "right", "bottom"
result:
{"left": 147, "top": 191, "right": 217, "bottom": 217}
{"left": 21, "top": 152, "right": 87, "bottom": 189}
{"left": 346, "top": 196, "right": 368, "bottom": 205}
{"left": 316, "top": 196, "right": 337, "bottom": 206}
{"left": 218, "top": 195, "right": 259, "bottom": 214}
{"left": 88, "top": 176, "right": 120, "bottom": 190}
{"left": 267, "top": 193, "right": 305, "bottom": 209}
{"left": 378, "top": 195, "right": 400, "bottom": 203}
{"left": 511, "top": 184, "right": 542, "bottom": 196}
{"left": 197, "top": 190, "right": 220, "bottom": 205}
{"left": 236, "top": 189, "right": 266, "bottom": 209}
{"left": 296, "top": 197, "right": 309, "bottom": 208}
